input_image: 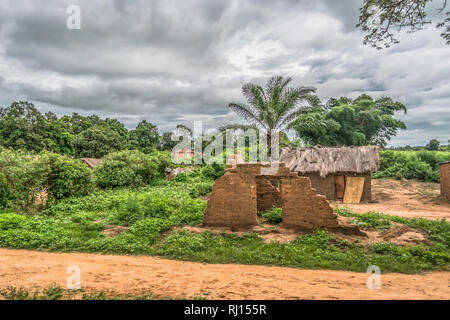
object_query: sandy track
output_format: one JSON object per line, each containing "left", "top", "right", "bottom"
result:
{"left": 336, "top": 179, "right": 450, "bottom": 220}
{"left": 1, "top": 248, "right": 448, "bottom": 300}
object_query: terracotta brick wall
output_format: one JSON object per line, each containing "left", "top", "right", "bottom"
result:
{"left": 440, "top": 162, "right": 450, "bottom": 200}
{"left": 203, "top": 163, "right": 363, "bottom": 234}
{"left": 281, "top": 176, "right": 340, "bottom": 230}
{"left": 202, "top": 171, "right": 258, "bottom": 228}
{"left": 304, "top": 173, "right": 335, "bottom": 200}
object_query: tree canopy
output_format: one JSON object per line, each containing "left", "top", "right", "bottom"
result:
{"left": 291, "top": 94, "right": 407, "bottom": 148}
{"left": 358, "top": 0, "right": 449, "bottom": 49}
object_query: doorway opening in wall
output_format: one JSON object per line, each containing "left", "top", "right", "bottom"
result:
{"left": 334, "top": 175, "right": 345, "bottom": 200}
{"left": 257, "top": 177, "right": 283, "bottom": 225}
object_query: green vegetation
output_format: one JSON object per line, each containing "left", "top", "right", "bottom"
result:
{"left": 94, "top": 150, "right": 171, "bottom": 188}
{"left": 0, "top": 148, "right": 94, "bottom": 210}
{"left": 0, "top": 283, "right": 209, "bottom": 300}
{"left": 292, "top": 94, "right": 407, "bottom": 148}
{"left": 374, "top": 150, "right": 450, "bottom": 182}
{"left": 0, "top": 182, "right": 448, "bottom": 274}
{"left": 260, "top": 206, "right": 283, "bottom": 224}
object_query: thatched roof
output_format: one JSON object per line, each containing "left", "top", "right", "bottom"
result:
{"left": 80, "top": 158, "right": 103, "bottom": 169}
{"left": 279, "top": 146, "right": 379, "bottom": 177}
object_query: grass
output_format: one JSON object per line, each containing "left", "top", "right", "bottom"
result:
{"left": 0, "top": 283, "right": 210, "bottom": 300}
{"left": 0, "top": 181, "right": 449, "bottom": 274}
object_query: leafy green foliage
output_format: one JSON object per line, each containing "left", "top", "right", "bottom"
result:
{"left": 72, "top": 126, "right": 126, "bottom": 158}
{"left": 348, "top": 212, "right": 392, "bottom": 230}
{"left": 0, "top": 178, "right": 449, "bottom": 274}
{"left": 200, "top": 164, "right": 225, "bottom": 180}
{"left": 128, "top": 120, "right": 160, "bottom": 154}
{"left": 94, "top": 150, "right": 171, "bottom": 188}
{"left": 260, "top": 207, "right": 283, "bottom": 224}
{"left": 374, "top": 150, "right": 449, "bottom": 182}
{"left": 292, "top": 94, "right": 407, "bottom": 148}
{"left": 0, "top": 102, "right": 72, "bottom": 154}
{"left": 357, "top": 0, "right": 449, "bottom": 49}
{"left": 0, "top": 284, "right": 156, "bottom": 300}
{"left": 0, "top": 149, "right": 94, "bottom": 209}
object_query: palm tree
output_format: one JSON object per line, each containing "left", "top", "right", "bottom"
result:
{"left": 227, "top": 75, "right": 316, "bottom": 151}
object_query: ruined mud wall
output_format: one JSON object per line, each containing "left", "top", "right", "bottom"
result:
{"left": 202, "top": 167, "right": 258, "bottom": 228}
{"left": 300, "top": 173, "right": 372, "bottom": 202}
{"left": 440, "top": 162, "right": 450, "bottom": 200}
{"left": 203, "top": 163, "right": 363, "bottom": 235}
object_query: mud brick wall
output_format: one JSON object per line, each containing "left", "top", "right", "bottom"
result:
{"left": 361, "top": 174, "right": 372, "bottom": 202}
{"left": 203, "top": 169, "right": 258, "bottom": 228}
{"left": 300, "top": 173, "right": 372, "bottom": 202}
{"left": 303, "top": 173, "right": 335, "bottom": 200}
{"left": 440, "top": 162, "right": 450, "bottom": 200}
{"left": 203, "top": 162, "right": 363, "bottom": 234}
{"left": 256, "top": 178, "right": 282, "bottom": 212}
{"left": 281, "top": 176, "right": 340, "bottom": 230}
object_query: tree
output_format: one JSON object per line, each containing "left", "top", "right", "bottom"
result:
{"left": 0, "top": 101, "right": 72, "bottom": 154}
{"left": 128, "top": 120, "right": 160, "bottom": 154}
{"left": 292, "top": 94, "right": 407, "bottom": 148}
{"left": 358, "top": 0, "right": 449, "bottom": 49}
{"left": 159, "top": 132, "right": 179, "bottom": 151}
{"left": 425, "top": 139, "right": 440, "bottom": 150}
{"left": 227, "top": 76, "right": 317, "bottom": 151}
{"left": 72, "top": 126, "right": 126, "bottom": 158}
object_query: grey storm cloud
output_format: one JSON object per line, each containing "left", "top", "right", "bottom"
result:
{"left": 0, "top": 0, "right": 449, "bottom": 145}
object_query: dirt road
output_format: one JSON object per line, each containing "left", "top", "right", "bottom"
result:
{"left": 1, "top": 248, "right": 448, "bottom": 300}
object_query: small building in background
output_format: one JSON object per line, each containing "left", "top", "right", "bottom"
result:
{"left": 440, "top": 161, "right": 450, "bottom": 201}
{"left": 280, "top": 146, "right": 379, "bottom": 203}
{"left": 173, "top": 149, "right": 195, "bottom": 160}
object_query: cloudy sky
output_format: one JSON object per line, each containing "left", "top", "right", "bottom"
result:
{"left": 0, "top": 0, "right": 449, "bottom": 146}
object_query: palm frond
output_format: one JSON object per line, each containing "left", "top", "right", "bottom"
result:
{"left": 228, "top": 103, "right": 267, "bottom": 129}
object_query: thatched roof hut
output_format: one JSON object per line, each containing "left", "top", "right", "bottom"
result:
{"left": 280, "top": 146, "right": 379, "bottom": 178}
{"left": 80, "top": 158, "right": 103, "bottom": 170}
{"left": 279, "top": 146, "right": 379, "bottom": 203}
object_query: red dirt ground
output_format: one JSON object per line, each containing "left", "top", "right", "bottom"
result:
{"left": 335, "top": 179, "right": 450, "bottom": 220}
{"left": 1, "top": 179, "right": 449, "bottom": 300}
{"left": 1, "top": 248, "right": 449, "bottom": 300}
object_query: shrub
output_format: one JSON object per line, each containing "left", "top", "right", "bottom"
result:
{"left": 0, "top": 149, "right": 94, "bottom": 209}
{"left": 188, "top": 181, "right": 213, "bottom": 198}
{"left": 374, "top": 150, "right": 442, "bottom": 182}
{"left": 261, "top": 207, "right": 283, "bottom": 224}
{"left": 200, "top": 164, "right": 225, "bottom": 180}
{"left": 41, "top": 153, "right": 94, "bottom": 200}
{"left": 95, "top": 150, "right": 171, "bottom": 188}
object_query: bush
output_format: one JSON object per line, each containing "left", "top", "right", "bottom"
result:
{"left": 200, "top": 164, "right": 225, "bottom": 180}
{"left": 188, "top": 181, "right": 213, "bottom": 198}
{"left": 373, "top": 150, "right": 445, "bottom": 182}
{"left": 41, "top": 153, "right": 94, "bottom": 200}
{"left": 260, "top": 206, "right": 283, "bottom": 224}
{"left": 95, "top": 150, "right": 171, "bottom": 188}
{"left": 0, "top": 149, "right": 94, "bottom": 209}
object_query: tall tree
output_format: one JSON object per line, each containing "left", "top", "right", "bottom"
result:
{"left": 0, "top": 101, "right": 72, "bottom": 153}
{"left": 425, "top": 139, "right": 440, "bottom": 150}
{"left": 358, "top": 0, "right": 449, "bottom": 49}
{"left": 292, "top": 94, "right": 407, "bottom": 148}
{"left": 72, "top": 126, "right": 126, "bottom": 158}
{"left": 128, "top": 120, "right": 160, "bottom": 153}
{"left": 227, "top": 76, "right": 317, "bottom": 150}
